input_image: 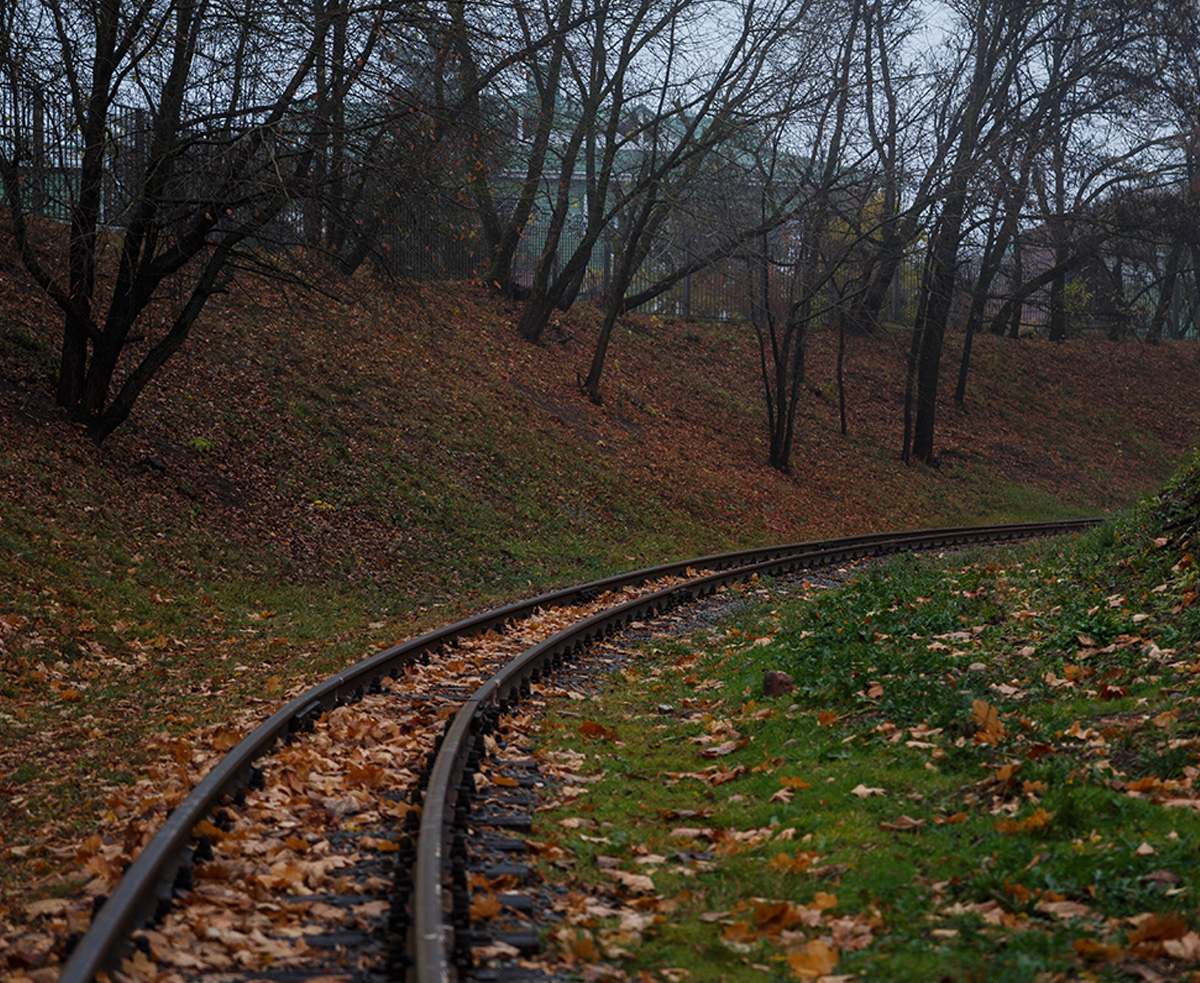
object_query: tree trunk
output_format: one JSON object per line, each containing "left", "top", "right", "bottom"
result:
{"left": 911, "top": 183, "right": 966, "bottom": 466}
{"left": 60, "top": 0, "right": 121, "bottom": 411}
{"left": 1146, "top": 243, "right": 1182, "bottom": 345}
{"left": 837, "top": 318, "right": 847, "bottom": 435}
{"left": 582, "top": 183, "right": 661, "bottom": 402}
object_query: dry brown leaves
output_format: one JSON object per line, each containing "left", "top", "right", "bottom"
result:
{"left": 1, "top": 578, "right": 689, "bottom": 982}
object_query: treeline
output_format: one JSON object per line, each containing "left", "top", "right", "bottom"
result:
{"left": 0, "top": 0, "right": 1196, "bottom": 468}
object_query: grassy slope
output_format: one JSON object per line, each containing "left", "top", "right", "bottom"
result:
{"left": 532, "top": 492, "right": 1200, "bottom": 983}
{"left": 524, "top": 456, "right": 1200, "bottom": 981}
{"left": 1, "top": 248, "right": 1199, "bottom": 916}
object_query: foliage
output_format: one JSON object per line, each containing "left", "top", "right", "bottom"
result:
{"left": 1155, "top": 446, "right": 1200, "bottom": 547}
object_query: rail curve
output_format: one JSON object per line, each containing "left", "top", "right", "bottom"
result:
{"left": 58, "top": 518, "right": 1099, "bottom": 983}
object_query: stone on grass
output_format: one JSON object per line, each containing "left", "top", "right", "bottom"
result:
{"left": 763, "top": 670, "right": 795, "bottom": 697}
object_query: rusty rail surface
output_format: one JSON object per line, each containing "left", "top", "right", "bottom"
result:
{"left": 58, "top": 519, "right": 1099, "bottom": 983}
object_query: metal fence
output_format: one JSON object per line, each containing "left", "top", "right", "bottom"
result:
{"left": 0, "top": 92, "right": 1028, "bottom": 330}
{"left": 1, "top": 88, "right": 921, "bottom": 324}
{"left": 0, "top": 88, "right": 155, "bottom": 226}
{"left": 505, "top": 221, "right": 925, "bottom": 322}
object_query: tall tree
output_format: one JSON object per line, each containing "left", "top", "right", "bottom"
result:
{"left": 579, "top": 0, "right": 797, "bottom": 402}
{"left": 749, "top": 0, "right": 881, "bottom": 471}
{"left": 905, "top": 0, "right": 1033, "bottom": 465}
{"left": 905, "top": 0, "right": 1146, "bottom": 463}
{"left": 0, "top": 0, "right": 400, "bottom": 441}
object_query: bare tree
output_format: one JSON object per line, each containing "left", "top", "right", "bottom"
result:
{"left": 747, "top": 0, "right": 886, "bottom": 471}
{"left": 579, "top": 0, "right": 803, "bottom": 403}
{"left": 0, "top": 0, "right": 404, "bottom": 441}
{"left": 903, "top": 0, "right": 1154, "bottom": 464}
{"left": 512, "top": 0, "right": 721, "bottom": 345}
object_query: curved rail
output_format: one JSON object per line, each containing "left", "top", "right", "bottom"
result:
{"left": 58, "top": 518, "right": 1099, "bottom": 983}
{"left": 408, "top": 518, "right": 1099, "bottom": 982}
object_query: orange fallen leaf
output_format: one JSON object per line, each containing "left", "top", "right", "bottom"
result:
{"left": 579, "top": 720, "right": 619, "bottom": 741}
{"left": 769, "top": 851, "right": 817, "bottom": 874}
{"left": 786, "top": 940, "right": 838, "bottom": 980}
{"left": 721, "top": 920, "right": 757, "bottom": 944}
{"left": 1129, "top": 914, "right": 1187, "bottom": 945}
{"left": 568, "top": 931, "right": 599, "bottom": 961}
{"left": 972, "top": 699, "right": 1007, "bottom": 743}
{"left": 471, "top": 891, "right": 503, "bottom": 919}
{"left": 1072, "top": 938, "right": 1124, "bottom": 962}
{"left": 1023, "top": 806, "right": 1054, "bottom": 830}
{"left": 992, "top": 763, "right": 1021, "bottom": 785}
{"left": 754, "top": 900, "right": 810, "bottom": 932}
{"left": 707, "top": 764, "right": 746, "bottom": 786}
{"left": 809, "top": 891, "right": 838, "bottom": 911}
{"left": 996, "top": 807, "right": 1054, "bottom": 835}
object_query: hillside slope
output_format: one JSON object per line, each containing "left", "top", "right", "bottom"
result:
{"left": 2, "top": 257, "right": 1200, "bottom": 918}
{"left": 3, "top": 273, "right": 1198, "bottom": 605}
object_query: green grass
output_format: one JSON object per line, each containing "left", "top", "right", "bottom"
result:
{"left": 526, "top": 489, "right": 1200, "bottom": 980}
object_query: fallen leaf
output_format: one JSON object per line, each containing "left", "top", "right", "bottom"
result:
{"left": 1037, "top": 899, "right": 1090, "bottom": 920}
{"left": 1129, "top": 914, "right": 1187, "bottom": 945}
{"left": 769, "top": 852, "right": 817, "bottom": 874}
{"left": 24, "top": 898, "right": 71, "bottom": 918}
{"left": 1164, "top": 931, "right": 1200, "bottom": 960}
{"left": 878, "top": 815, "right": 924, "bottom": 832}
{"left": 996, "top": 807, "right": 1054, "bottom": 835}
{"left": 601, "top": 869, "right": 656, "bottom": 893}
{"left": 972, "top": 699, "right": 1007, "bottom": 743}
{"left": 1072, "top": 938, "right": 1124, "bottom": 963}
{"left": 850, "top": 784, "right": 885, "bottom": 798}
{"left": 471, "top": 891, "right": 503, "bottom": 919}
{"left": 809, "top": 890, "right": 838, "bottom": 911}
{"left": 579, "top": 721, "right": 620, "bottom": 741}
{"left": 786, "top": 940, "right": 838, "bottom": 980}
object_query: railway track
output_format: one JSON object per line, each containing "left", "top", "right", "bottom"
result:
{"left": 57, "top": 519, "right": 1098, "bottom": 983}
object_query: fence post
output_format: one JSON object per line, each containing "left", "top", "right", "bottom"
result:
{"left": 31, "top": 89, "right": 45, "bottom": 213}
{"left": 683, "top": 233, "right": 692, "bottom": 319}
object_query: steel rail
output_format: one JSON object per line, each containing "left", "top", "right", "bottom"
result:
{"left": 409, "top": 518, "right": 1100, "bottom": 982}
{"left": 58, "top": 518, "right": 1099, "bottom": 983}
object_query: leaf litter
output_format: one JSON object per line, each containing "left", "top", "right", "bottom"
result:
{"left": 524, "top": 527, "right": 1200, "bottom": 981}
{"left": 0, "top": 576, "right": 695, "bottom": 983}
